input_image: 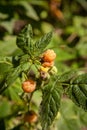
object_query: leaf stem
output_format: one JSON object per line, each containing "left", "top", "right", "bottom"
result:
{"left": 27, "top": 93, "right": 33, "bottom": 111}
{"left": 0, "top": 61, "right": 12, "bottom": 65}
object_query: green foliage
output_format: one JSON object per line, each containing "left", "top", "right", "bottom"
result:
{"left": 16, "top": 24, "right": 52, "bottom": 57}
{"left": 16, "top": 24, "right": 33, "bottom": 54}
{"left": 0, "top": 97, "right": 12, "bottom": 118}
{"left": 0, "top": 15, "right": 87, "bottom": 130}
{"left": 34, "top": 32, "right": 52, "bottom": 55}
{"left": 0, "top": 58, "right": 30, "bottom": 93}
{"left": 66, "top": 74, "right": 87, "bottom": 110}
{"left": 57, "top": 99, "right": 81, "bottom": 130}
{"left": 57, "top": 70, "right": 87, "bottom": 111}
{"left": 40, "top": 69, "right": 87, "bottom": 129}
{"left": 58, "top": 70, "right": 77, "bottom": 83}
{"left": 20, "top": 1, "right": 39, "bottom": 21}
{"left": 0, "top": 37, "right": 17, "bottom": 56}
{"left": 0, "top": 58, "right": 13, "bottom": 93}
{"left": 40, "top": 77, "right": 62, "bottom": 130}
{"left": 0, "top": 24, "right": 52, "bottom": 94}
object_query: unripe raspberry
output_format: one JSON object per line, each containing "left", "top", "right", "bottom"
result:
{"left": 40, "top": 66, "right": 50, "bottom": 72}
{"left": 42, "top": 49, "right": 56, "bottom": 62}
{"left": 40, "top": 71, "right": 50, "bottom": 81}
{"left": 42, "top": 61, "right": 54, "bottom": 67}
{"left": 49, "top": 66, "right": 58, "bottom": 75}
{"left": 22, "top": 79, "right": 36, "bottom": 93}
{"left": 24, "top": 110, "right": 38, "bottom": 123}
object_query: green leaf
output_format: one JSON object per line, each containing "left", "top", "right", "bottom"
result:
{"left": 0, "top": 98, "right": 12, "bottom": 118}
{"left": 0, "top": 59, "right": 13, "bottom": 90}
{"left": 0, "top": 56, "right": 12, "bottom": 64}
{"left": 20, "top": 1, "right": 39, "bottom": 21}
{"left": 16, "top": 25, "right": 52, "bottom": 58}
{"left": 58, "top": 99, "right": 81, "bottom": 130}
{"left": 7, "top": 62, "right": 30, "bottom": 84}
{"left": 76, "top": 0, "right": 87, "bottom": 11}
{"left": 76, "top": 37, "right": 87, "bottom": 57}
{"left": 40, "top": 78, "right": 62, "bottom": 130}
{"left": 0, "top": 19, "right": 15, "bottom": 34}
{"left": 0, "top": 12, "right": 8, "bottom": 19}
{"left": 16, "top": 24, "right": 34, "bottom": 55}
{"left": 5, "top": 79, "right": 23, "bottom": 103}
{"left": 66, "top": 74, "right": 87, "bottom": 111}
{"left": 0, "top": 62, "right": 12, "bottom": 77}
{"left": 0, "top": 36, "right": 17, "bottom": 56}
{"left": 34, "top": 32, "right": 52, "bottom": 56}
{"left": 58, "top": 70, "right": 77, "bottom": 83}
{"left": 0, "top": 62, "right": 30, "bottom": 93}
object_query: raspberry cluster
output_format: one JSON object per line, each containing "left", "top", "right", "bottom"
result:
{"left": 22, "top": 49, "right": 57, "bottom": 93}
{"left": 21, "top": 49, "right": 57, "bottom": 123}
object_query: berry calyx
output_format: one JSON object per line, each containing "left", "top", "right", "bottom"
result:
{"left": 22, "top": 79, "right": 36, "bottom": 93}
{"left": 24, "top": 110, "right": 38, "bottom": 123}
{"left": 42, "top": 49, "right": 56, "bottom": 62}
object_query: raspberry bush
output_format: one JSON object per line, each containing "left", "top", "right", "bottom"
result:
{"left": 0, "top": 24, "right": 87, "bottom": 130}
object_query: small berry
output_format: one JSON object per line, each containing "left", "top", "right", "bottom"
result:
{"left": 40, "top": 71, "right": 50, "bottom": 80}
{"left": 42, "top": 49, "right": 56, "bottom": 62}
{"left": 40, "top": 66, "right": 50, "bottom": 72}
{"left": 22, "top": 79, "right": 36, "bottom": 93}
{"left": 24, "top": 110, "right": 38, "bottom": 123}
{"left": 49, "top": 66, "right": 58, "bottom": 75}
{"left": 42, "top": 61, "right": 54, "bottom": 67}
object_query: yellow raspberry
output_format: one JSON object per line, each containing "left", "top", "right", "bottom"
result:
{"left": 22, "top": 79, "right": 36, "bottom": 93}
{"left": 42, "top": 49, "right": 56, "bottom": 62}
{"left": 40, "top": 66, "right": 50, "bottom": 72}
{"left": 24, "top": 110, "right": 38, "bottom": 123}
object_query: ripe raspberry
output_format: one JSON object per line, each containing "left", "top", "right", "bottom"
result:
{"left": 42, "top": 61, "right": 54, "bottom": 67}
{"left": 22, "top": 79, "right": 36, "bottom": 93}
{"left": 24, "top": 110, "right": 38, "bottom": 123}
{"left": 42, "top": 49, "right": 56, "bottom": 62}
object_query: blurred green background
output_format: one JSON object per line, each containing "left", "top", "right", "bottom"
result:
{"left": 0, "top": 0, "right": 87, "bottom": 130}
